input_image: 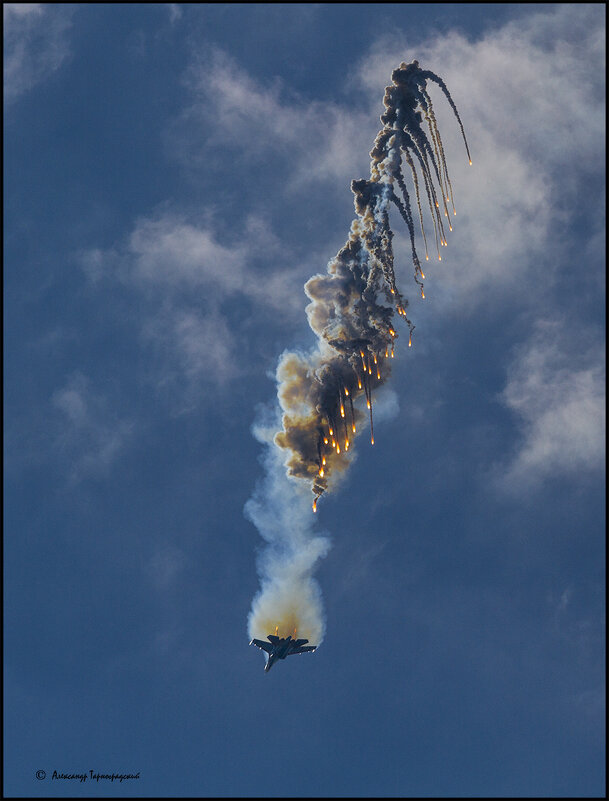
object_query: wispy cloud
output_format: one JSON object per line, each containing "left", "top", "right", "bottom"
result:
{"left": 145, "top": 544, "right": 186, "bottom": 590}
{"left": 498, "top": 320, "right": 605, "bottom": 489}
{"left": 78, "top": 211, "right": 310, "bottom": 410}
{"left": 171, "top": 47, "right": 373, "bottom": 191}
{"left": 51, "top": 373, "right": 134, "bottom": 483}
{"left": 140, "top": 301, "right": 240, "bottom": 408}
{"left": 3, "top": 4, "right": 74, "bottom": 103}
{"left": 124, "top": 212, "right": 300, "bottom": 312}
{"left": 166, "top": 4, "right": 182, "bottom": 25}
{"left": 81, "top": 211, "right": 304, "bottom": 312}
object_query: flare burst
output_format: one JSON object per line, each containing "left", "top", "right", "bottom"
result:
{"left": 273, "top": 61, "right": 470, "bottom": 511}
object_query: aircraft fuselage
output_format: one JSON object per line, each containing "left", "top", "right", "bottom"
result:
{"left": 251, "top": 634, "right": 317, "bottom": 672}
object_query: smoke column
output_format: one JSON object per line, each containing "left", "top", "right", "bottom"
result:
{"left": 247, "top": 60, "right": 471, "bottom": 651}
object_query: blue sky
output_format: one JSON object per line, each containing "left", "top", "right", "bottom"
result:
{"left": 4, "top": 4, "right": 605, "bottom": 797}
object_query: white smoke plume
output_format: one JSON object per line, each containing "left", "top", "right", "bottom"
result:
{"left": 246, "top": 417, "right": 331, "bottom": 645}
{"left": 247, "top": 61, "right": 470, "bottom": 650}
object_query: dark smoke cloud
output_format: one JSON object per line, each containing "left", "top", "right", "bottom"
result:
{"left": 248, "top": 60, "right": 470, "bottom": 649}
{"left": 274, "top": 60, "right": 471, "bottom": 511}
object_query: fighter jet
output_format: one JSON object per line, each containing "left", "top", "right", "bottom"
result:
{"left": 249, "top": 633, "right": 317, "bottom": 672}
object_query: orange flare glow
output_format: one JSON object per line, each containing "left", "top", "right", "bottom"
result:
{"left": 340, "top": 405, "right": 345, "bottom": 417}
{"left": 336, "top": 443, "right": 341, "bottom": 454}
{"left": 312, "top": 500, "right": 317, "bottom": 513}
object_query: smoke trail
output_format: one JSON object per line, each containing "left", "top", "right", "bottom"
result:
{"left": 246, "top": 417, "right": 331, "bottom": 645}
{"left": 247, "top": 60, "right": 470, "bottom": 652}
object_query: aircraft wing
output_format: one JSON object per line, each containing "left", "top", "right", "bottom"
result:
{"left": 250, "top": 639, "right": 273, "bottom": 654}
{"left": 290, "top": 645, "right": 317, "bottom": 655}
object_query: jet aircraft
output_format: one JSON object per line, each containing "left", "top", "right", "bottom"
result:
{"left": 250, "top": 633, "right": 317, "bottom": 672}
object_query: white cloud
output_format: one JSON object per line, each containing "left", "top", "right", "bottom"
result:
{"left": 173, "top": 47, "right": 374, "bottom": 191}
{"left": 128, "top": 215, "right": 247, "bottom": 287}
{"left": 141, "top": 302, "right": 240, "bottom": 400}
{"left": 498, "top": 321, "right": 605, "bottom": 489}
{"left": 78, "top": 211, "right": 313, "bottom": 408}
{"left": 3, "top": 3, "right": 74, "bottom": 103}
{"left": 3, "top": 4, "right": 43, "bottom": 19}
{"left": 51, "top": 373, "right": 134, "bottom": 483}
{"left": 96, "top": 211, "right": 304, "bottom": 314}
{"left": 166, "top": 4, "right": 182, "bottom": 24}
